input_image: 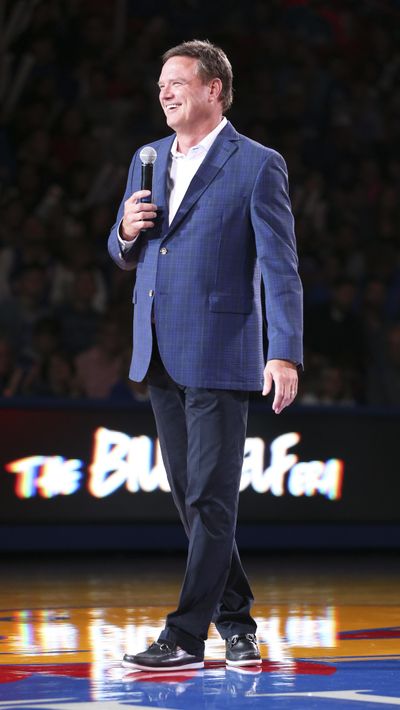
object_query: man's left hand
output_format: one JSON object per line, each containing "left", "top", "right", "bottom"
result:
{"left": 262, "top": 359, "right": 298, "bottom": 414}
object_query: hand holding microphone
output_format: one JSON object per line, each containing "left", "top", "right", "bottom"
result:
{"left": 121, "top": 147, "right": 158, "bottom": 240}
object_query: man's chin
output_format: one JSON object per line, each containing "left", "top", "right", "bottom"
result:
{"left": 165, "top": 115, "right": 180, "bottom": 130}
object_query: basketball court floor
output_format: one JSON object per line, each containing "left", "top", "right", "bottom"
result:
{"left": 0, "top": 551, "right": 399, "bottom": 709}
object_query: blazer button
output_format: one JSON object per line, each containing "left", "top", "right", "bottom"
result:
{"left": 148, "top": 289, "right": 154, "bottom": 297}
{"left": 160, "top": 247, "right": 168, "bottom": 255}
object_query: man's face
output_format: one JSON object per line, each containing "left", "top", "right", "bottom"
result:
{"left": 158, "top": 56, "right": 215, "bottom": 133}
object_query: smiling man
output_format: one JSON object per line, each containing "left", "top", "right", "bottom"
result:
{"left": 108, "top": 39, "right": 303, "bottom": 672}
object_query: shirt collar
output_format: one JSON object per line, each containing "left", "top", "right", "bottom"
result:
{"left": 171, "top": 117, "right": 228, "bottom": 159}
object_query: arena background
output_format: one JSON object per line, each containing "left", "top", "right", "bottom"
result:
{"left": 1, "top": 0, "right": 400, "bottom": 549}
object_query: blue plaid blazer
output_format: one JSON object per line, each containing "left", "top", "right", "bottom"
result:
{"left": 108, "top": 121, "right": 303, "bottom": 390}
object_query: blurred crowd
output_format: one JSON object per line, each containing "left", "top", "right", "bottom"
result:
{"left": 1, "top": 0, "right": 400, "bottom": 407}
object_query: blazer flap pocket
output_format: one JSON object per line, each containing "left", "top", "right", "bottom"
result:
{"left": 209, "top": 293, "right": 252, "bottom": 314}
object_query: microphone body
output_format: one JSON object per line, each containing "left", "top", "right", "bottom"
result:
{"left": 139, "top": 146, "right": 157, "bottom": 203}
{"left": 140, "top": 163, "right": 153, "bottom": 202}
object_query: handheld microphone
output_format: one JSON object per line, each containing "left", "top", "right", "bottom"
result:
{"left": 139, "top": 146, "right": 157, "bottom": 203}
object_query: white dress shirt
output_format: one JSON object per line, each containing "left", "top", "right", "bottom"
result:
{"left": 118, "top": 117, "right": 228, "bottom": 251}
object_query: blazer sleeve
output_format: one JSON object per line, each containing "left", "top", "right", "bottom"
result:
{"left": 250, "top": 150, "right": 303, "bottom": 367}
{"left": 107, "top": 151, "right": 143, "bottom": 271}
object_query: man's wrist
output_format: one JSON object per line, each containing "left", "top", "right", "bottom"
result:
{"left": 117, "top": 218, "right": 138, "bottom": 252}
{"left": 267, "top": 358, "right": 299, "bottom": 366}
{"left": 120, "top": 221, "right": 136, "bottom": 242}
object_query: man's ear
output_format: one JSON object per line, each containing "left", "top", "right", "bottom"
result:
{"left": 209, "top": 78, "right": 222, "bottom": 102}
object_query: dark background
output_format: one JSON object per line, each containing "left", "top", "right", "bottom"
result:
{"left": 1, "top": 0, "right": 400, "bottom": 406}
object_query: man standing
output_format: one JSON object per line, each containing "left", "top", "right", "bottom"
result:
{"left": 108, "top": 40, "right": 303, "bottom": 671}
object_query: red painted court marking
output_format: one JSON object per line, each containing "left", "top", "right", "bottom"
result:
{"left": 338, "top": 627, "right": 400, "bottom": 640}
{"left": 0, "top": 663, "right": 91, "bottom": 683}
{"left": 260, "top": 660, "right": 336, "bottom": 675}
{"left": 0, "top": 659, "right": 336, "bottom": 685}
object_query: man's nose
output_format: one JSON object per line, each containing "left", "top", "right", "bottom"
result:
{"left": 160, "top": 84, "right": 173, "bottom": 101}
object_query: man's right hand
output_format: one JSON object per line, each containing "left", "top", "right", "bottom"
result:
{"left": 121, "top": 190, "right": 158, "bottom": 240}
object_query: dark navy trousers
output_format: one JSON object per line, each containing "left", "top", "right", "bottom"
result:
{"left": 147, "top": 336, "right": 257, "bottom": 657}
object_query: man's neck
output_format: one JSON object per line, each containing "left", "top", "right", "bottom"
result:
{"left": 176, "top": 115, "right": 223, "bottom": 155}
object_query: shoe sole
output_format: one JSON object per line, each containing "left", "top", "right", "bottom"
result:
{"left": 226, "top": 658, "right": 262, "bottom": 667}
{"left": 122, "top": 660, "right": 204, "bottom": 671}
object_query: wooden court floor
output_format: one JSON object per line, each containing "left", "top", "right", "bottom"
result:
{"left": 0, "top": 551, "right": 399, "bottom": 709}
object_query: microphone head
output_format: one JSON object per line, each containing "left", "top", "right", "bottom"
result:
{"left": 139, "top": 146, "right": 157, "bottom": 165}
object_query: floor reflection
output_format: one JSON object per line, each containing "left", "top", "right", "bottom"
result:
{"left": 0, "top": 554, "right": 400, "bottom": 708}
{"left": 0, "top": 604, "right": 339, "bottom": 667}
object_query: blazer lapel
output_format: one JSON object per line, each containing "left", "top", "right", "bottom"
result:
{"left": 152, "top": 135, "right": 174, "bottom": 236}
{"left": 165, "top": 122, "right": 240, "bottom": 238}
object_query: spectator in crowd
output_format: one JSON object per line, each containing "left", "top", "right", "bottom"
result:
{"left": 24, "top": 350, "right": 79, "bottom": 399}
{"left": 74, "top": 316, "right": 127, "bottom": 398}
{"left": 306, "top": 278, "right": 366, "bottom": 401}
{"left": 299, "top": 358, "right": 355, "bottom": 407}
{"left": 54, "top": 266, "right": 102, "bottom": 355}
{"left": 367, "top": 323, "right": 400, "bottom": 407}
{"left": 0, "top": 337, "right": 25, "bottom": 397}
{"left": 0, "top": 264, "right": 51, "bottom": 352}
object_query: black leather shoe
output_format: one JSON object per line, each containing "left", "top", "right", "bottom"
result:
{"left": 225, "top": 633, "right": 262, "bottom": 666}
{"left": 122, "top": 640, "right": 204, "bottom": 671}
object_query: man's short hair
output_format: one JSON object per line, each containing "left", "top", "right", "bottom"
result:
{"left": 162, "top": 39, "right": 233, "bottom": 112}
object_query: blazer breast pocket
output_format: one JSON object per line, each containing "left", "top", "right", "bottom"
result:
{"left": 209, "top": 293, "right": 252, "bottom": 314}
